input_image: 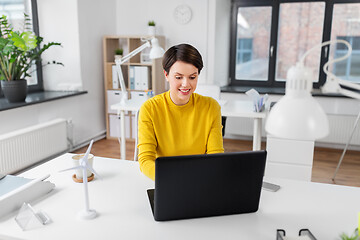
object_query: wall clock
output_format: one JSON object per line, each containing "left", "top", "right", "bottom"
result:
{"left": 173, "top": 4, "right": 192, "bottom": 25}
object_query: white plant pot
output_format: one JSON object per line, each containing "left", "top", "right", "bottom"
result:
{"left": 114, "top": 55, "right": 122, "bottom": 62}
{"left": 72, "top": 153, "right": 94, "bottom": 179}
{"left": 148, "top": 26, "right": 155, "bottom": 36}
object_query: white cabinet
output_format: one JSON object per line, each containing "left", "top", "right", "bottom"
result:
{"left": 265, "top": 135, "right": 314, "bottom": 181}
{"left": 109, "top": 114, "right": 131, "bottom": 138}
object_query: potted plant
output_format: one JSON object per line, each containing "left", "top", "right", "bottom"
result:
{"left": 340, "top": 228, "right": 359, "bottom": 240}
{"left": 148, "top": 20, "right": 156, "bottom": 36}
{"left": 114, "top": 48, "right": 123, "bottom": 61}
{"left": 0, "top": 14, "right": 62, "bottom": 102}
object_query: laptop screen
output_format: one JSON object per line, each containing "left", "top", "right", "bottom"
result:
{"left": 148, "top": 150, "right": 267, "bottom": 221}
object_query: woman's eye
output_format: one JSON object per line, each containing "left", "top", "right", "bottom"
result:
{"left": 175, "top": 76, "right": 182, "bottom": 80}
{"left": 190, "top": 76, "right": 197, "bottom": 80}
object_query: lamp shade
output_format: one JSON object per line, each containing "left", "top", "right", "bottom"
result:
{"left": 265, "top": 95, "right": 329, "bottom": 140}
{"left": 265, "top": 64, "right": 329, "bottom": 140}
{"left": 149, "top": 38, "right": 165, "bottom": 59}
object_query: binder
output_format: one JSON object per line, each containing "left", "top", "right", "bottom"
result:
{"left": 130, "top": 66, "right": 135, "bottom": 90}
{"left": 140, "top": 67, "right": 149, "bottom": 90}
{"left": 112, "top": 65, "right": 119, "bottom": 89}
{"left": 133, "top": 66, "right": 149, "bottom": 90}
{"left": 134, "top": 66, "right": 141, "bottom": 90}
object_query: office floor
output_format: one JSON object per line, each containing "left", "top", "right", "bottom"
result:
{"left": 73, "top": 138, "right": 360, "bottom": 188}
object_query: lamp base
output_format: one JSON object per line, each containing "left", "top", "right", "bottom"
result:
{"left": 77, "top": 209, "right": 97, "bottom": 220}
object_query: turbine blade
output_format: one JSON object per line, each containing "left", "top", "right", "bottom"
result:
{"left": 82, "top": 140, "right": 94, "bottom": 163}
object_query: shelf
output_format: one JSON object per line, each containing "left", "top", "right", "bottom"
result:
{"left": 105, "top": 62, "right": 153, "bottom": 66}
{"left": 103, "top": 35, "right": 167, "bottom": 139}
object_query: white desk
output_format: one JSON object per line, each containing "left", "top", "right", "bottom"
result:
{"left": 1, "top": 153, "right": 359, "bottom": 240}
{"left": 111, "top": 98, "right": 146, "bottom": 160}
{"left": 111, "top": 99, "right": 266, "bottom": 160}
{"left": 220, "top": 100, "right": 266, "bottom": 151}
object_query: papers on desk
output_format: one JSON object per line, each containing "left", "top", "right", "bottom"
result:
{"left": 0, "top": 175, "right": 32, "bottom": 197}
{"left": 245, "top": 88, "right": 268, "bottom": 112}
{"left": 0, "top": 175, "right": 55, "bottom": 218}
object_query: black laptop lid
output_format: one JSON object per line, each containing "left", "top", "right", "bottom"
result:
{"left": 152, "top": 150, "right": 267, "bottom": 221}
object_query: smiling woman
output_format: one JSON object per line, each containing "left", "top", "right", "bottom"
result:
{"left": 137, "top": 44, "right": 224, "bottom": 180}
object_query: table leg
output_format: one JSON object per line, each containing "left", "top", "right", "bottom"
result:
{"left": 253, "top": 118, "right": 262, "bottom": 151}
{"left": 133, "top": 110, "right": 139, "bottom": 161}
{"left": 120, "top": 110, "right": 126, "bottom": 160}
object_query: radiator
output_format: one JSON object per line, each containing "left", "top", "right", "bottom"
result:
{"left": 319, "top": 114, "right": 360, "bottom": 146}
{"left": 0, "top": 119, "right": 68, "bottom": 174}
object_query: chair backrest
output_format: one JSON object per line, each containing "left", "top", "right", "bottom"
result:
{"left": 194, "top": 84, "right": 220, "bottom": 101}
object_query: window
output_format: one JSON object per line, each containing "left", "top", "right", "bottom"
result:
{"left": 329, "top": 3, "right": 360, "bottom": 83}
{"left": 333, "top": 36, "right": 360, "bottom": 81}
{"left": 230, "top": 0, "right": 360, "bottom": 89}
{"left": 235, "top": 6, "right": 272, "bottom": 82}
{"left": 0, "top": 0, "right": 43, "bottom": 93}
{"left": 237, "top": 39, "right": 253, "bottom": 64}
{"left": 275, "top": 2, "right": 325, "bottom": 83}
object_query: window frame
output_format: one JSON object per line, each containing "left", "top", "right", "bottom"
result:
{"left": 0, "top": 0, "right": 43, "bottom": 97}
{"left": 229, "top": 0, "right": 360, "bottom": 89}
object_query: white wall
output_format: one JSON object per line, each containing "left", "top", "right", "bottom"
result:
{"left": 207, "top": 0, "right": 231, "bottom": 86}
{"left": 0, "top": 0, "right": 117, "bottom": 147}
{"left": 116, "top": 0, "right": 211, "bottom": 84}
{"left": 38, "top": 0, "right": 82, "bottom": 91}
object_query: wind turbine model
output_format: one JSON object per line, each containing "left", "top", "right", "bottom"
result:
{"left": 60, "top": 140, "right": 100, "bottom": 220}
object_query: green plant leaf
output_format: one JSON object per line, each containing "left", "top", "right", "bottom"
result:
{"left": 0, "top": 14, "right": 62, "bottom": 81}
{"left": 0, "top": 38, "right": 9, "bottom": 50}
{"left": 11, "top": 31, "right": 37, "bottom": 51}
{"left": 21, "top": 31, "right": 37, "bottom": 50}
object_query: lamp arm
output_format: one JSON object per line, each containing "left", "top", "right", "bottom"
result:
{"left": 322, "top": 40, "right": 352, "bottom": 77}
{"left": 116, "top": 41, "right": 151, "bottom": 64}
{"left": 318, "top": 40, "right": 360, "bottom": 99}
{"left": 337, "top": 87, "right": 360, "bottom": 100}
{"left": 299, "top": 39, "right": 352, "bottom": 64}
{"left": 114, "top": 39, "right": 152, "bottom": 103}
{"left": 115, "top": 64, "right": 127, "bottom": 97}
{"left": 338, "top": 78, "right": 360, "bottom": 91}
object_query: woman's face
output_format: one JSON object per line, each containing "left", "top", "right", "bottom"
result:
{"left": 165, "top": 61, "right": 199, "bottom": 106}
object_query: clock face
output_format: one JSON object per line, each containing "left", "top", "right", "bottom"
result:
{"left": 173, "top": 4, "right": 192, "bottom": 25}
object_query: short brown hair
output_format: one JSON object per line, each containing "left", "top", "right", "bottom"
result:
{"left": 162, "top": 44, "right": 203, "bottom": 74}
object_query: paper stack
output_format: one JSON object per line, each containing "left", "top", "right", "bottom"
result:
{"left": 245, "top": 88, "right": 268, "bottom": 112}
{"left": 0, "top": 175, "right": 55, "bottom": 218}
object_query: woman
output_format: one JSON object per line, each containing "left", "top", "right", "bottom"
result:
{"left": 138, "top": 44, "right": 224, "bottom": 180}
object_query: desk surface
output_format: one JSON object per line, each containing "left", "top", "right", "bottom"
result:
{"left": 1, "top": 153, "right": 359, "bottom": 240}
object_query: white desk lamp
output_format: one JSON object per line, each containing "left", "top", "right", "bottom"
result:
{"left": 266, "top": 39, "right": 359, "bottom": 180}
{"left": 115, "top": 37, "right": 165, "bottom": 105}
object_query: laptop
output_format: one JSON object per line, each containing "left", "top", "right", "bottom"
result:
{"left": 147, "top": 150, "right": 267, "bottom": 221}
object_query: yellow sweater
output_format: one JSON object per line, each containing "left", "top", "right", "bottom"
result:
{"left": 138, "top": 91, "right": 224, "bottom": 180}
